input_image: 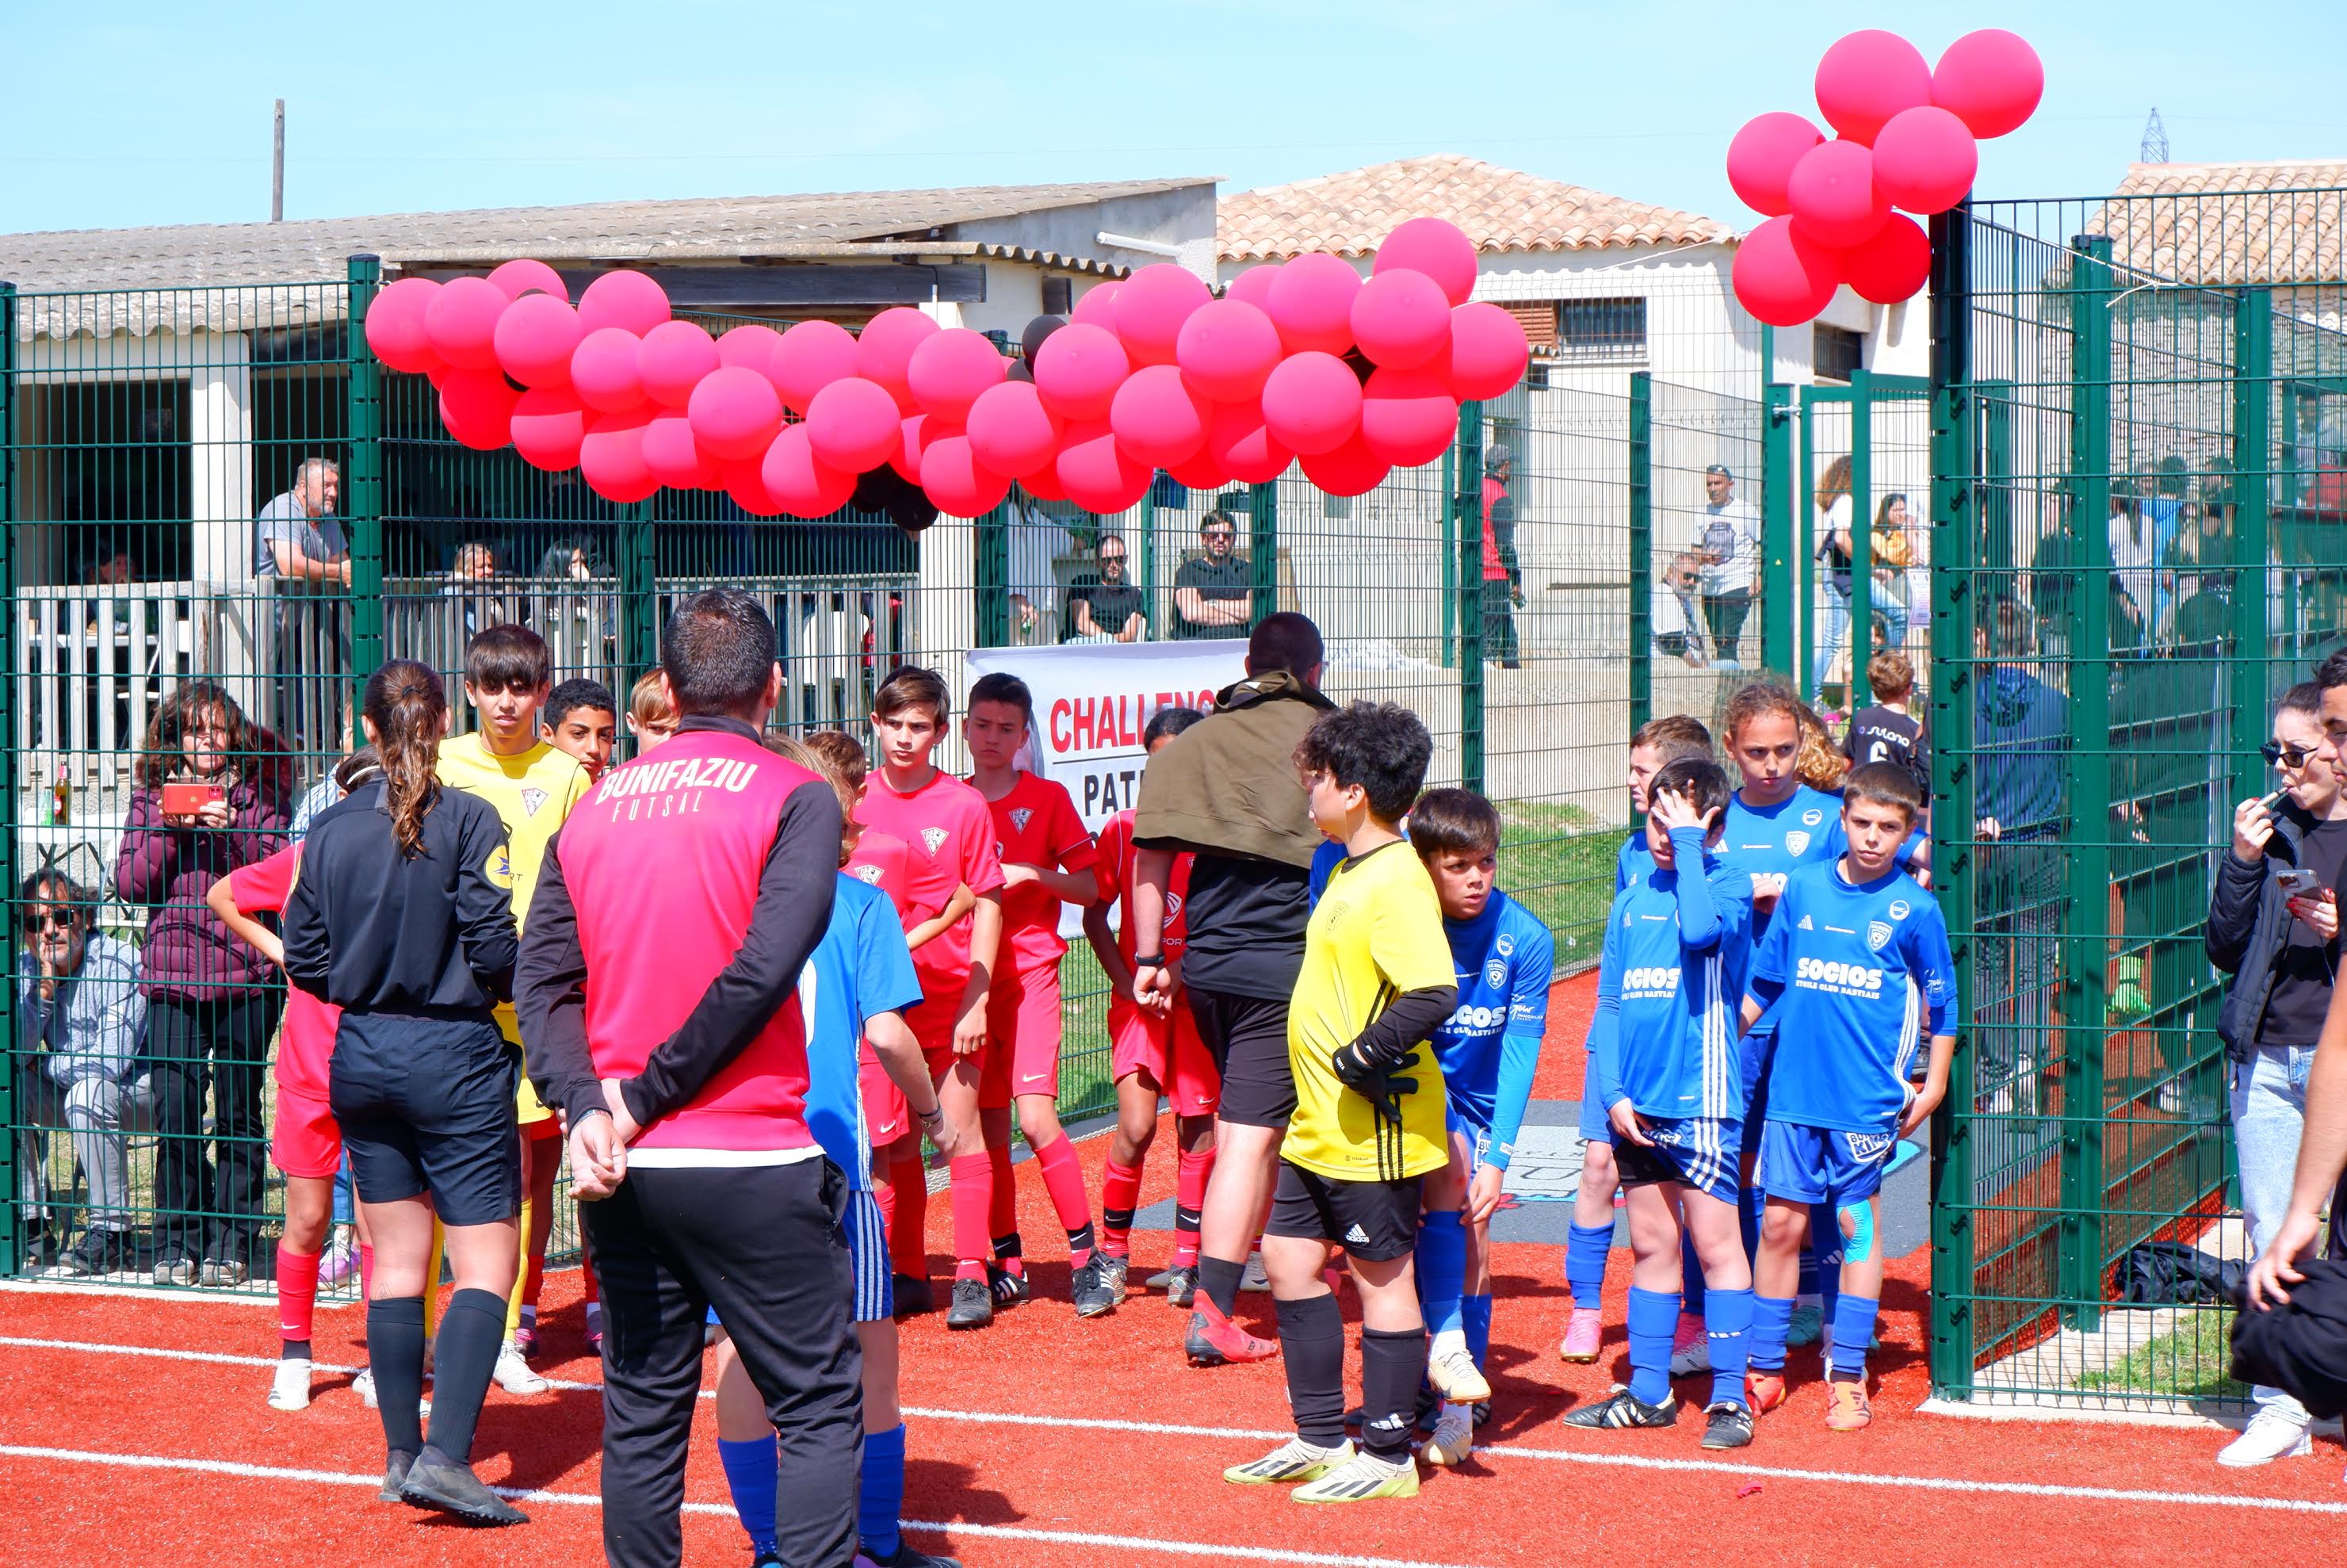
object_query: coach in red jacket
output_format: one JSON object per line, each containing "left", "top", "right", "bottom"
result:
{"left": 518, "top": 587, "right": 853, "bottom": 1568}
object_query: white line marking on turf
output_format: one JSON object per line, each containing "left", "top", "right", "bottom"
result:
{"left": 8, "top": 1331, "right": 2345, "bottom": 1518}
{"left": 0, "top": 1444, "right": 1497, "bottom": 1568}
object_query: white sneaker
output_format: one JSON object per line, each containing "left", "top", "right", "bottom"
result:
{"left": 354, "top": 1368, "right": 377, "bottom": 1409}
{"left": 267, "top": 1357, "right": 312, "bottom": 1412}
{"left": 1421, "top": 1403, "right": 1476, "bottom": 1467}
{"left": 1426, "top": 1343, "right": 1491, "bottom": 1404}
{"left": 1240, "top": 1251, "right": 1271, "bottom": 1293}
{"left": 2218, "top": 1408, "right": 2313, "bottom": 1467}
{"left": 494, "top": 1339, "right": 552, "bottom": 1396}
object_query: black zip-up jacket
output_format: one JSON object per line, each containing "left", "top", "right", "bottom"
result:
{"left": 2206, "top": 802, "right": 2315, "bottom": 1063}
{"left": 282, "top": 778, "right": 519, "bottom": 1016}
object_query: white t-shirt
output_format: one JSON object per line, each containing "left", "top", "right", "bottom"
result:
{"left": 1698, "top": 495, "right": 1763, "bottom": 595}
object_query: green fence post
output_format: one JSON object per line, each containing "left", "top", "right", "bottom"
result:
{"left": 619, "top": 501, "right": 658, "bottom": 680}
{"left": 1627, "top": 372, "right": 1653, "bottom": 732}
{"left": 2231, "top": 289, "right": 2274, "bottom": 806}
{"left": 1456, "top": 402, "right": 1486, "bottom": 794}
{"left": 0, "top": 279, "right": 15, "bottom": 1274}
{"left": 345, "top": 257, "right": 386, "bottom": 683}
{"left": 1848, "top": 368, "right": 1875, "bottom": 710}
{"left": 1923, "top": 205, "right": 1978, "bottom": 1400}
{"left": 1796, "top": 389, "right": 1819, "bottom": 698}
{"left": 1439, "top": 437, "right": 1458, "bottom": 669}
{"left": 1137, "top": 491, "right": 1157, "bottom": 638}
{"left": 2061, "top": 234, "right": 2116, "bottom": 1334}
{"left": 1762, "top": 383, "right": 1796, "bottom": 681}
{"left": 1248, "top": 480, "right": 1278, "bottom": 630}
{"left": 974, "top": 503, "right": 1009, "bottom": 649}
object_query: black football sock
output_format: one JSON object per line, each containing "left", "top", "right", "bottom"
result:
{"left": 423, "top": 1287, "right": 506, "bottom": 1464}
{"left": 366, "top": 1296, "right": 426, "bottom": 1459}
{"left": 1198, "top": 1254, "right": 1247, "bottom": 1318}
{"left": 1276, "top": 1293, "right": 1347, "bottom": 1449}
{"left": 1360, "top": 1326, "right": 1430, "bottom": 1462}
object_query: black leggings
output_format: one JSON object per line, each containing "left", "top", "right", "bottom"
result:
{"left": 148, "top": 989, "right": 284, "bottom": 1260}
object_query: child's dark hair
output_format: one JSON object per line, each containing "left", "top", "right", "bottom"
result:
{"left": 1867, "top": 651, "right": 1916, "bottom": 702}
{"left": 1649, "top": 756, "right": 1731, "bottom": 821}
{"left": 364, "top": 661, "right": 448, "bottom": 858}
{"left": 1843, "top": 759, "right": 1926, "bottom": 822}
{"left": 802, "top": 729, "right": 870, "bottom": 793}
{"left": 873, "top": 664, "right": 950, "bottom": 725}
{"left": 969, "top": 671, "right": 1034, "bottom": 726}
{"left": 463, "top": 623, "right": 552, "bottom": 694}
{"left": 1294, "top": 702, "right": 1433, "bottom": 824}
{"left": 333, "top": 745, "right": 383, "bottom": 794}
{"left": 1145, "top": 705, "right": 1206, "bottom": 747}
{"left": 1631, "top": 713, "right": 1713, "bottom": 764}
{"left": 545, "top": 677, "right": 616, "bottom": 732}
{"left": 1408, "top": 787, "right": 1501, "bottom": 859}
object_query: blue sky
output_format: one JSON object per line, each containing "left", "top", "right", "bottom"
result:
{"left": 6, "top": 1, "right": 2344, "bottom": 235}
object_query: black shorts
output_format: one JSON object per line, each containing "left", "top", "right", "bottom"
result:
{"left": 329, "top": 1012, "right": 522, "bottom": 1227}
{"left": 1188, "top": 989, "right": 1294, "bottom": 1129}
{"left": 1265, "top": 1160, "right": 1423, "bottom": 1262}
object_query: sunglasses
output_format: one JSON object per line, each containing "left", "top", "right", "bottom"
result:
{"left": 21, "top": 908, "right": 80, "bottom": 935}
{"left": 2262, "top": 740, "right": 2320, "bottom": 768}
{"left": 1202, "top": 529, "right": 1235, "bottom": 541}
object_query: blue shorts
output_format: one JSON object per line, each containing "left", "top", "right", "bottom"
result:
{"left": 1576, "top": 1055, "right": 1613, "bottom": 1145}
{"left": 1756, "top": 1119, "right": 1897, "bottom": 1209}
{"left": 1611, "top": 1114, "right": 1741, "bottom": 1204}
{"left": 708, "top": 1186, "right": 892, "bottom": 1328}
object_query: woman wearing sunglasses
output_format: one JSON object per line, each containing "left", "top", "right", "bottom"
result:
{"left": 2204, "top": 682, "right": 2347, "bottom": 1469}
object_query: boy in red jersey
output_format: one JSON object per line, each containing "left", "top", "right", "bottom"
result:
{"left": 1085, "top": 706, "right": 1218, "bottom": 1306}
{"left": 854, "top": 666, "right": 1008, "bottom": 1329}
{"left": 963, "top": 672, "right": 1114, "bottom": 1318}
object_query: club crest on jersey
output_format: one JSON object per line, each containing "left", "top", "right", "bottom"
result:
{"left": 1802, "top": 809, "right": 1824, "bottom": 827}
{"left": 1867, "top": 920, "right": 1894, "bottom": 951}
{"left": 1785, "top": 830, "right": 1812, "bottom": 856}
{"left": 920, "top": 827, "right": 949, "bottom": 855}
{"left": 1496, "top": 932, "right": 1515, "bottom": 958}
{"left": 1889, "top": 899, "right": 1910, "bottom": 920}
{"left": 1164, "top": 892, "right": 1183, "bottom": 920}
{"left": 1009, "top": 807, "right": 1033, "bottom": 833}
{"left": 485, "top": 844, "right": 514, "bottom": 891}
{"left": 1485, "top": 958, "right": 1509, "bottom": 989}
{"left": 521, "top": 787, "right": 549, "bottom": 817}
{"left": 853, "top": 864, "right": 884, "bottom": 885}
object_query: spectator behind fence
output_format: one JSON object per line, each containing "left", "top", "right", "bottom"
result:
{"left": 1007, "top": 494, "right": 1073, "bottom": 642}
{"left": 1697, "top": 463, "right": 1760, "bottom": 667}
{"left": 256, "top": 457, "right": 347, "bottom": 585}
{"left": 113, "top": 681, "right": 292, "bottom": 1287}
{"left": 446, "top": 541, "right": 506, "bottom": 641}
{"left": 1065, "top": 531, "right": 1147, "bottom": 643}
{"left": 1972, "top": 599, "right": 2068, "bottom": 1113}
{"left": 1842, "top": 652, "right": 1929, "bottom": 795}
{"left": 1173, "top": 510, "right": 1252, "bottom": 640}
{"left": 1869, "top": 493, "right": 1917, "bottom": 653}
{"left": 14, "top": 871, "right": 155, "bottom": 1277}
{"left": 1480, "top": 443, "right": 1523, "bottom": 669}
{"left": 2206, "top": 681, "right": 2347, "bottom": 1467}
{"left": 1811, "top": 455, "right": 1855, "bottom": 696}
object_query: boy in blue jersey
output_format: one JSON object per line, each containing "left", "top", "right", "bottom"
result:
{"left": 709, "top": 740, "right": 967, "bottom": 1568}
{"left": 1739, "top": 763, "right": 1955, "bottom": 1433}
{"left": 1405, "top": 789, "right": 1557, "bottom": 1467}
{"left": 1561, "top": 758, "right": 1760, "bottom": 1448}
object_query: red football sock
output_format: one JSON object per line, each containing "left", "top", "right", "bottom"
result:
{"left": 987, "top": 1142, "right": 1017, "bottom": 1243}
{"left": 1100, "top": 1159, "right": 1144, "bottom": 1260}
{"left": 277, "top": 1247, "right": 320, "bottom": 1346}
{"left": 522, "top": 1252, "right": 546, "bottom": 1314}
{"left": 357, "top": 1242, "right": 374, "bottom": 1302}
{"left": 949, "top": 1154, "right": 992, "bottom": 1283}
{"left": 1175, "top": 1145, "right": 1217, "bottom": 1268}
{"left": 1031, "top": 1134, "right": 1095, "bottom": 1267}
{"left": 888, "top": 1153, "right": 928, "bottom": 1278}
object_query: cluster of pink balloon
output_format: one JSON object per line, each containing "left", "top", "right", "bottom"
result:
{"left": 365, "top": 218, "right": 1531, "bottom": 524}
{"left": 1726, "top": 28, "right": 2043, "bottom": 327}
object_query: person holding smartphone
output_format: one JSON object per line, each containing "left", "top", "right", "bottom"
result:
{"left": 2204, "top": 682, "right": 2347, "bottom": 1468}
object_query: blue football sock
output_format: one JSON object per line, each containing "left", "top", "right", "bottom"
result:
{"left": 1416, "top": 1209, "right": 1467, "bottom": 1337}
{"left": 1749, "top": 1293, "right": 1794, "bottom": 1373}
{"left": 715, "top": 1434, "right": 779, "bottom": 1558}
{"left": 1565, "top": 1222, "right": 1614, "bottom": 1310}
{"left": 1705, "top": 1287, "right": 1755, "bottom": 1408}
{"left": 1810, "top": 1203, "right": 1843, "bottom": 1328}
{"left": 1830, "top": 1295, "right": 1879, "bottom": 1380}
{"left": 860, "top": 1421, "right": 907, "bottom": 1558}
{"left": 1680, "top": 1240, "right": 1707, "bottom": 1317}
{"left": 1738, "top": 1186, "right": 1764, "bottom": 1267}
{"left": 1626, "top": 1287, "right": 1680, "bottom": 1405}
{"left": 1462, "top": 1294, "right": 1493, "bottom": 1371}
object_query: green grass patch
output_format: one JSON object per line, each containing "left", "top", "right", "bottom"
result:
{"left": 1499, "top": 803, "right": 1621, "bottom": 973}
{"left": 2072, "top": 1307, "right": 2249, "bottom": 1400}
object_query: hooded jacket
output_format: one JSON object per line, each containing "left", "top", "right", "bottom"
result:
{"left": 1134, "top": 669, "right": 1334, "bottom": 869}
{"left": 2207, "top": 801, "right": 2323, "bottom": 1063}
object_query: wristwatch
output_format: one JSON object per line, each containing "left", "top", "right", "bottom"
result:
{"left": 1133, "top": 952, "right": 1167, "bottom": 968}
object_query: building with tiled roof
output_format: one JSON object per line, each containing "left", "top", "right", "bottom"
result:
{"left": 2086, "top": 160, "right": 2347, "bottom": 288}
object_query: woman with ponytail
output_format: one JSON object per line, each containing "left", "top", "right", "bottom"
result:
{"left": 281, "top": 661, "right": 528, "bottom": 1527}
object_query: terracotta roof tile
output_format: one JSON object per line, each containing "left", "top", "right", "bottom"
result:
{"left": 2085, "top": 161, "right": 2347, "bottom": 285}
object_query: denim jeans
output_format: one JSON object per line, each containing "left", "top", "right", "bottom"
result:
{"left": 2232, "top": 1044, "right": 2317, "bottom": 1419}
{"left": 1813, "top": 583, "right": 1851, "bottom": 692}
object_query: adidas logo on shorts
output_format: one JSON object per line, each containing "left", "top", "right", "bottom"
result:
{"left": 1344, "top": 1223, "right": 1371, "bottom": 1245}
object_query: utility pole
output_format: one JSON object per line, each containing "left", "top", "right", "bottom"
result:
{"left": 272, "top": 99, "right": 285, "bottom": 222}
{"left": 2140, "top": 107, "right": 2169, "bottom": 164}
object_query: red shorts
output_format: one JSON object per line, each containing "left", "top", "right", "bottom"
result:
{"left": 1110, "top": 994, "right": 1221, "bottom": 1118}
{"left": 980, "top": 962, "right": 1064, "bottom": 1107}
{"left": 912, "top": 988, "right": 993, "bottom": 1090}
{"left": 271, "top": 1086, "right": 342, "bottom": 1180}
{"left": 862, "top": 1050, "right": 912, "bottom": 1148}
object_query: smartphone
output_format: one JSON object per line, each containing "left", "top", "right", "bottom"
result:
{"left": 2275, "top": 867, "right": 2321, "bottom": 897}
{"left": 160, "top": 780, "right": 226, "bottom": 817}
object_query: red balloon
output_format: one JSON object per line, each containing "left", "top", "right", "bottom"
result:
{"left": 424, "top": 277, "right": 506, "bottom": 372}
{"left": 892, "top": 413, "right": 938, "bottom": 486}
{"left": 1727, "top": 112, "right": 1827, "bottom": 217}
{"left": 580, "top": 408, "right": 658, "bottom": 503}
{"left": 1733, "top": 217, "right": 1845, "bottom": 327}
{"left": 1109, "top": 364, "right": 1210, "bottom": 467}
{"left": 1871, "top": 105, "right": 1978, "bottom": 215}
{"left": 804, "top": 377, "right": 903, "bottom": 473}
{"left": 1300, "top": 430, "right": 1390, "bottom": 499}
{"left": 1056, "top": 422, "right": 1152, "bottom": 514}
{"left": 716, "top": 323, "right": 786, "bottom": 375}
{"left": 965, "top": 380, "right": 1062, "bottom": 479}
{"left": 364, "top": 277, "right": 441, "bottom": 373}
{"left": 1261, "top": 350, "right": 1363, "bottom": 456}
{"left": 723, "top": 457, "right": 785, "bottom": 517}
{"left": 438, "top": 368, "right": 518, "bottom": 450}
{"left": 1165, "top": 449, "right": 1230, "bottom": 491}
{"left": 1787, "top": 140, "right": 1891, "bottom": 249}
{"left": 760, "top": 425, "right": 855, "bottom": 518}
{"left": 920, "top": 434, "right": 1013, "bottom": 518}
{"left": 643, "top": 414, "right": 711, "bottom": 490}
{"left": 636, "top": 319, "right": 719, "bottom": 411}
{"left": 1175, "top": 298, "right": 1282, "bottom": 403}
{"left": 770, "top": 320, "right": 861, "bottom": 415}
{"left": 1359, "top": 367, "right": 1458, "bottom": 468}
{"left": 907, "top": 327, "right": 1007, "bottom": 423}
{"left": 1224, "top": 265, "right": 1280, "bottom": 311}
{"left": 1441, "top": 302, "right": 1529, "bottom": 401}
{"left": 1017, "top": 465, "right": 1068, "bottom": 503}
{"left": 487, "top": 258, "right": 568, "bottom": 304}
{"left": 1112, "top": 262, "right": 1213, "bottom": 368}
{"left": 856, "top": 308, "right": 940, "bottom": 408}
{"left": 1374, "top": 217, "right": 1477, "bottom": 307}
{"left": 1032, "top": 323, "right": 1130, "bottom": 423}
{"left": 1266, "top": 253, "right": 1363, "bottom": 356}
{"left": 1068, "top": 282, "right": 1122, "bottom": 327}
{"left": 1842, "top": 215, "right": 1932, "bottom": 304}
{"left": 1933, "top": 29, "right": 2043, "bottom": 140}
{"left": 576, "top": 270, "right": 670, "bottom": 336}
{"left": 1206, "top": 399, "right": 1294, "bottom": 485}
{"left": 510, "top": 388, "right": 587, "bottom": 470}
{"left": 571, "top": 328, "right": 648, "bottom": 414}
{"left": 1814, "top": 29, "right": 1932, "bottom": 146}
{"left": 687, "top": 365, "right": 785, "bottom": 462}
{"left": 492, "top": 293, "right": 583, "bottom": 389}
{"left": 1350, "top": 268, "right": 1452, "bottom": 369}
